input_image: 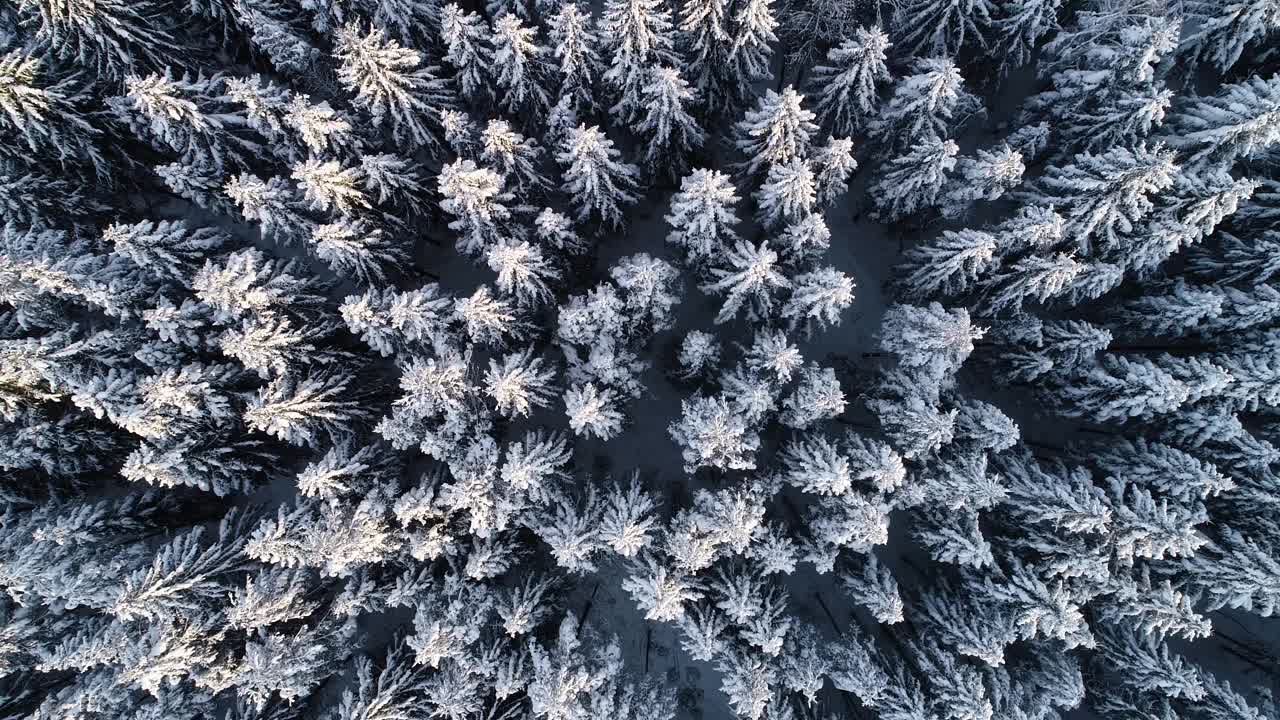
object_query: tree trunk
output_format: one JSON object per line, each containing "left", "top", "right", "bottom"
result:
{"left": 577, "top": 582, "right": 600, "bottom": 632}
{"left": 814, "top": 592, "right": 845, "bottom": 636}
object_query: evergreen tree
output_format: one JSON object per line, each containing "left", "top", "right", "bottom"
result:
{"left": 781, "top": 362, "right": 845, "bottom": 429}
{"left": 1060, "top": 84, "right": 1173, "bottom": 154}
{"left": 635, "top": 67, "right": 706, "bottom": 180}
{"left": 600, "top": 0, "right": 681, "bottom": 124}
{"left": 341, "top": 285, "right": 452, "bottom": 356}
{"left": 285, "top": 94, "right": 360, "bottom": 158}
{"left": 942, "top": 144, "right": 1024, "bottom": 218}
{"left": 782, "top": 268, "right": 854, "bottom": 333}
{"left": 113, "top": 70, "right": 262, "bottom": 172}
{"left": 1180, "top": 0, "right": 1280, "bottom": 73}
{"left": 701, "top": 240, "right": 790, "bottom": 324}
{"left": 868, "top": 58, "right": 976, "bottom": 150}
{"left": 487, "top": 240, "right": 559, "bottom": 306}
{"left": 755, "top": 158, "right": 815, "bottom": 228}
{"left": 994, "top": 0, "right": 1063, "bottom": 74}
{"left": 728, "top": 0, "right": 777, "bottom": 93}
{"left": 1028, "top": 142, "right": 1178, "bottom": 255}
{"left": 678, "top": 0, "right": 734, "bottom": 115}
{"left": 666, "top": 168, "right": 742, "bottom": 265}
{"left": 105, "top": 219, "right": 229, "bottom": 283}
{"left": 1169, "top": 75, "right": 1280, "bottom": 169}
{"left": 244, "top": 370, "right": 370, "bottom": 447}
{"left": 335, "top": 23, "right": 456, "bottom": 154}
{"left": 732, "top": 87, "right": 818, "bottom": 179}
{"left": 440, "top": 4, "right": 494, "bottom": 101}
{"left": 292, "top": 157, "right": 370, "bottom": 215}
{"left": 677, "top": 330, "right": 722, "bottom": 380}
{"left": 481, "top": 119, "right": 554, "bottom": 198}
{"left": 892, "top": 0, "right": 994, "bottom": 57}
{"left": 556, "top": 124, "right": 641, "bottom": 229}
{"left": 438, "top": 158, "right": 516, "bottom": 256}
{"left": 361, "top": 152, "right": 432, "bottom": 217}
{"left": 1054, "top": 355, "right": 1189, "bottom": 423}
{"left": 548, "top": 4, "right": 603, "bottom": 113}
{"left": 19, "top": 0, "right": 182, "bottom": 79}
{"left": 897, "top": 229, "right": 998, "bottom": 300}
{"left": 669, "top": 393, "right": 760, "bottom": 472}
{"left": 0, "top": 51, "right": 105, "bottom": 175}
{"left": 1186, "top": 529, "right": 1280, "bottom": 616}
{"left": 870, "top": 136, "right": 959, "bottom": 221}
{"left": 565, "top": 382, "right": 625, "bottom": 439}
{"left": 309, "top": 219, "right": 405, "bottom": 284}
{"left": 808, "top": 27, "right": 892, "bottom": 137}
{"left": 490, "top": 14, "right": 555, "bottom": 118}
{"left": 610, "top": 253, "right": 683, "bottom": 337}
{"left": 811, "top": 135, "right": 857, "bottom": 207}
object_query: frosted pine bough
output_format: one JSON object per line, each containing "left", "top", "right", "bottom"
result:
{"left": 3, "top": 1, "right": 1280, "bottom": 720}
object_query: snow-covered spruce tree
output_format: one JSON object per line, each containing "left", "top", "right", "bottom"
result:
{"left": 600, "top": 0, "right": 681, "bottom": 124}
{"left": 548, "top": 3, "right": 603, "bottom": 114}
{"left": 0, "top": 51, "right": 106, "bottom": 176}
{"left": 896, "top": 228, "right": 999, "bottom": 301}
{"left": 869, "top": 136, "right": 959, "bottom": 222}
{"left": 1179, "top": 0, "right": 1280, "bottom": 73}
{"left": 1026, "top": 4, "right": 1178, "bottom": 155}
{"left": 732, "top": 86, "right": 818, "bottom": 179}
{"left": 111, "top": 70, "right": 263, "bottom": 173}
{"left": 334, "top": 23, "right": 457, "bottom": 154}
{"left": 812, "top": 136, "right": 857, "bottom": 208}
{"left": 17, "top": 0, "right": 183, "bottom": 80}
{"left": 490, "top": 14, "right": 555, "bottom": 119}
{"left": 565, "top": 381, "right": 624, "bottom": 439}
{"left": 665, "top": 168, "right": 742, "bottom": 266}
{"left": 782, "top": 267, "right": 855, "bottom": 334}
{"left": 1023, "top": 141, "right": 1179, "bottom": 256}
{"left": 487, "top": 239, "right": 559, "bottom": 307}
{"left": 676, "top": 330, "right": 721, "bottom": 381}
{"left": 610, "top": 252, "right": 683, "bottom": 337}
{"left": 481, "top": 119, "right": 554, "bottom": 199}
{"left": 807, "top": 27, "right": 891, "bottom": 138}
{"left": 556, "top": 124, "right": 640, "bottom": 229}
{"left": 226, "top": 171, "right": 307, "bottom": 246}
{"left": 677, "top": 0, "right": 733, "bottom": 118}
{"left": 994, "top": 0, "right": 1063, "bottom": 75}
{"left": 634, "top": 67, "right": 706, "bottom": 181}
{"left": 309, "top": 219, "right": 407, "bottom": 284}
{"left": 892, "top": 0, "right": 994, "bottom": 57}
{"left": 868, "top": 57, "right": 977, "bottom": 151}
{"left": 438, "top": 158, "right": 518, "bottom": 256}
{"left": 754, "top": 158, "right": 815, "bottom": 229}
{"left": 440, "top": 4, "right": 494, "bottom": 101}
{"left": 1168, "top": 74, "right": 1280, "bottom": 170}
{"left": 292, "top": 157, "right": 371, "bottom": 215}
{"left": 727, "top": 0, "right": 777, "bottom": 99}
{"left": 701, "top": 240, "right": 790, "bottom": 324}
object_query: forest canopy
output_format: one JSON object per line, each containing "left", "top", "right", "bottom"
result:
{"left": 2, "top": 0, "right": 1280, "bottom": 719}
